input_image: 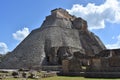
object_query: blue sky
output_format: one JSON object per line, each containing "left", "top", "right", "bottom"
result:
{"left": 0, "top": 0, "right": 120, "bottom": 54}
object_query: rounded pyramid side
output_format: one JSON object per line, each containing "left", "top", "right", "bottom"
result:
{"left": 0, "top": 26, "right": 83, "bottom": 69}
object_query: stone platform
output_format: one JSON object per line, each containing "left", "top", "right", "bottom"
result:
{"left": 58, "top": 72, "right": 120, "bottom": 78}
{"left": 85, "top": 72, "right": 120, "bottom": 78}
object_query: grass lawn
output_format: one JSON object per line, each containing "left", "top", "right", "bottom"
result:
{"left": 42, "top": 76, "right": 120, "bottom": 80}
{"left": 2, "top": 76, "right": 120, "bottom": 80}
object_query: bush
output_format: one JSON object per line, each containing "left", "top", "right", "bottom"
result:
{"left": 18, "top": 68, "right": 24, "bottom": 71}
{"left": 22, "top": 72, "right": 27, "bottom": 78}
{"left": 12, "top": 71, "right": 19, "bottom": 78}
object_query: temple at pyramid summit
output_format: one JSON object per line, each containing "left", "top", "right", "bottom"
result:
{"left": 0, "top": 8, "right": 120, "bottom": 77}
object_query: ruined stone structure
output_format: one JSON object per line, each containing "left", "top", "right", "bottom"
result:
{"left": 0, "top": 8, "right": 120, "bottom": 77}
{"left": 89, "top": 49, "right": 120, "bottom": 72}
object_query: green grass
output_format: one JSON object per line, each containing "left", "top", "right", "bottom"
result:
{"left": 1, "top": 76, "right": 120, "bottom": 80}
{"left": 0, "top": 72, "right": 120, "bottom": 80}
{"left": 42, "top": 76, "right": 120, "bottom": 80}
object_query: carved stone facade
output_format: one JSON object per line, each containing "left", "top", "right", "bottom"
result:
{"left": 62, "top": 49, "right": 120, "bottom": 77}
{"left": 90, "top": 49, "right": 120, "bottom": 72}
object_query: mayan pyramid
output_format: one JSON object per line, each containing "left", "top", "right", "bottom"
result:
{"left": 0, "top": 8, "right": 106, "bottom": 69}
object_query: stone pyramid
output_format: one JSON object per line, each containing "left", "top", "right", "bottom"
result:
{"left": 0, "top": 8, "right": 106, "bottom": 69}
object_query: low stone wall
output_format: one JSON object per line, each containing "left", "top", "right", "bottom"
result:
{"left": 42, "top": 71, "right": 57, "bottom": 78}
{"left": 87, "top": 67, "right": 120, "bottom": 72}
{"left": 42, "top": 66, "right": 62, "bottom": 71}
{"left": 58, "top": 72, "right": 85, "bottom": 76}
{"left": 85, "top": 72, "right": 120, "bottom": 78}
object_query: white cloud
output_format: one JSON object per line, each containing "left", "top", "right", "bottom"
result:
{"left": 13, "top": 27, "right": 30, "bottom": 41}
{"left": 67, "top": 0, "right": 120, "bottom": 30}
{"left": 106, "top": 35, "right": 120, "bottom": 49}
{"left": 112, "top": 36, "right": 115, "bottom": 39}
{"left": 0, "top": 42, "right": 9, "bottom": 54}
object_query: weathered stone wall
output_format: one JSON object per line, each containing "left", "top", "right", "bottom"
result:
{"left": 62, "top": 60, "right": 69, "bottom": 73}
{"left": 87, "top": 49, "right": 120, "bottom": 72}
{"left": 109, "top": 56, "right": 120, "bottom": 67}
{"left": 79, "top": 31, "right": 105, "bottom": 56}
